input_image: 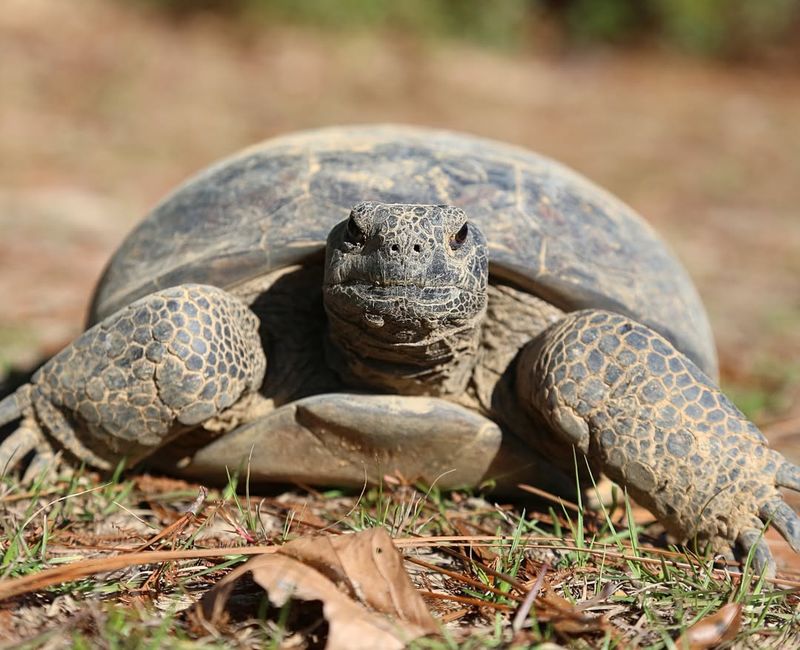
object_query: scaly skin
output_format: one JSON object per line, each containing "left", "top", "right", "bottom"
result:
{"left": 0, "top": 285, "right": 265, "bottom": 471}
{"left": 324, "top": 202, "right": 488, "bottom": 396}
{"left": 516, "top": 310, "right": 800, "bottom": 572}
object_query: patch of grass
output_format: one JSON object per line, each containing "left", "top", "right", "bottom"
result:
{"left": 722, "top": 305, "right": 800, "bottom": 423}
{"left": 131, "top": 0, "right": 800, "bottom": 59}
{"left": 0, "top": 325, "right": 39, "bottom": 378}
{"left": 724, "top": 357, "right": 800, "bottom": 422}
{"left": 0, "top": 463, "right": 798, "bottom": 647}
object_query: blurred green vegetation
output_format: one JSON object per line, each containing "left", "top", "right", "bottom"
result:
{"left": 136, "top": 0, "right": 800, "bottom": 59}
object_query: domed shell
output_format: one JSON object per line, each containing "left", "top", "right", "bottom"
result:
{"left": 89, "top": 125, "right": 717, "bottom": 377}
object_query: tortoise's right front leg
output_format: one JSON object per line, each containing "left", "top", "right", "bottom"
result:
{"left": 0, "top": 284, "right": 266, "bottom": 476}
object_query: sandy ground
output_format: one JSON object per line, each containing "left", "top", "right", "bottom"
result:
{"left": 1, "top": 0, "right": 798, "bottom": 458}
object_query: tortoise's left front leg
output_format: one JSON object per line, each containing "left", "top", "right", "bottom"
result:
{"left": 515, "top": 309, "right": 800, "bottom": 575}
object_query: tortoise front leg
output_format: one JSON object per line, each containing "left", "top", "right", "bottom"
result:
{"left": 0, "top": 284, "right": 266, "bottom": 476}
{"left": 515, "top": 309, "right": 800, "bottom": 575}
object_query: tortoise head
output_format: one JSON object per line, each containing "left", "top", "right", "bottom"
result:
{"left": 323, "top": 201, "right": 489, "bottom": 396}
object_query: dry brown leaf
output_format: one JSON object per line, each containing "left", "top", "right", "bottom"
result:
{"left": 198, "top": 527, "right": 437, "bottom": 649}
{"left": 283, "top": 527, "right": 438, "bottom": 631}
{"left": 675, "top": 603, "right": 743, "bottom": 649}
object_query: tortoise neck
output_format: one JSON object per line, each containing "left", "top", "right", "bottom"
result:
{"left": 323, "top": 308, "right": 484, "bottom": 397}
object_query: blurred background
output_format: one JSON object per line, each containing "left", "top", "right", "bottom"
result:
{"left": 1, "top": 0, "right": 799, "bottom": 455}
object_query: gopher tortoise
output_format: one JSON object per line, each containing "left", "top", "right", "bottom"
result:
{"left": 1, "top": 125, "right": 798, "bottom": 572}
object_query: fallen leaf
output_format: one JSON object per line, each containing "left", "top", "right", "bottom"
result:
{"left": 198, "top": 527, "right": 437, "bottom": 649}
{"left": 282, "top": 527, "right": 438, "bottom": 631}
{"left": 676, "top": 603, "right": 743, "bottom": 649}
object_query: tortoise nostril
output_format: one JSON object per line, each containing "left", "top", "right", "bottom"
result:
{"left": 390, "top": 244, "right": 400, "bottom": 253}
{"left": 413, "top": 244, "right": 421, "bottom": 253}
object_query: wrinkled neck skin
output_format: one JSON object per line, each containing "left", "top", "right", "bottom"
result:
{"left": 325, "top": 297, "right": 486, "bottom": 396}
{"left": 322, "top": 201, "right": 489, "bottom": 397}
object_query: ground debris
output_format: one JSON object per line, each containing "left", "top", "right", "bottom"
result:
{"left": 195, "top": 527, "right": 437, "bottom": 649}
{"left": 675, "top": 603, "right": 742, "bottom": 649}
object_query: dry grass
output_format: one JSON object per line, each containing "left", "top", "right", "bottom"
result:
{"left": 1, "top": 0, "right": 800, "bottom": 646}
{"left": 1, "top": 467, "right": 798, "bottom": 648}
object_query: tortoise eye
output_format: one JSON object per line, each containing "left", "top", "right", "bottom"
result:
{"left": 450, "top": 222, "right": 469, "bottom": 249}
{"left": 345, "top": 216, "right": 366, "bottom": 245}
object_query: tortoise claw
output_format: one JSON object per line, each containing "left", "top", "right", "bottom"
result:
{"left": 21, "top": 446, "right": 59, "bottom": 485}
{"left": 0, "top": 422, "right": 40, "bottom": 476}
{"left": 0, "top": 416, "right": 61, "bottom": 484}
{"left": 776, "top": 460, "right": 800, "bottom": 491}
{"left": 738, "top": 528, "right": 776, "bottom": 578}
{"left": 760, "top": 498, "right": 800, "bottom": 553}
